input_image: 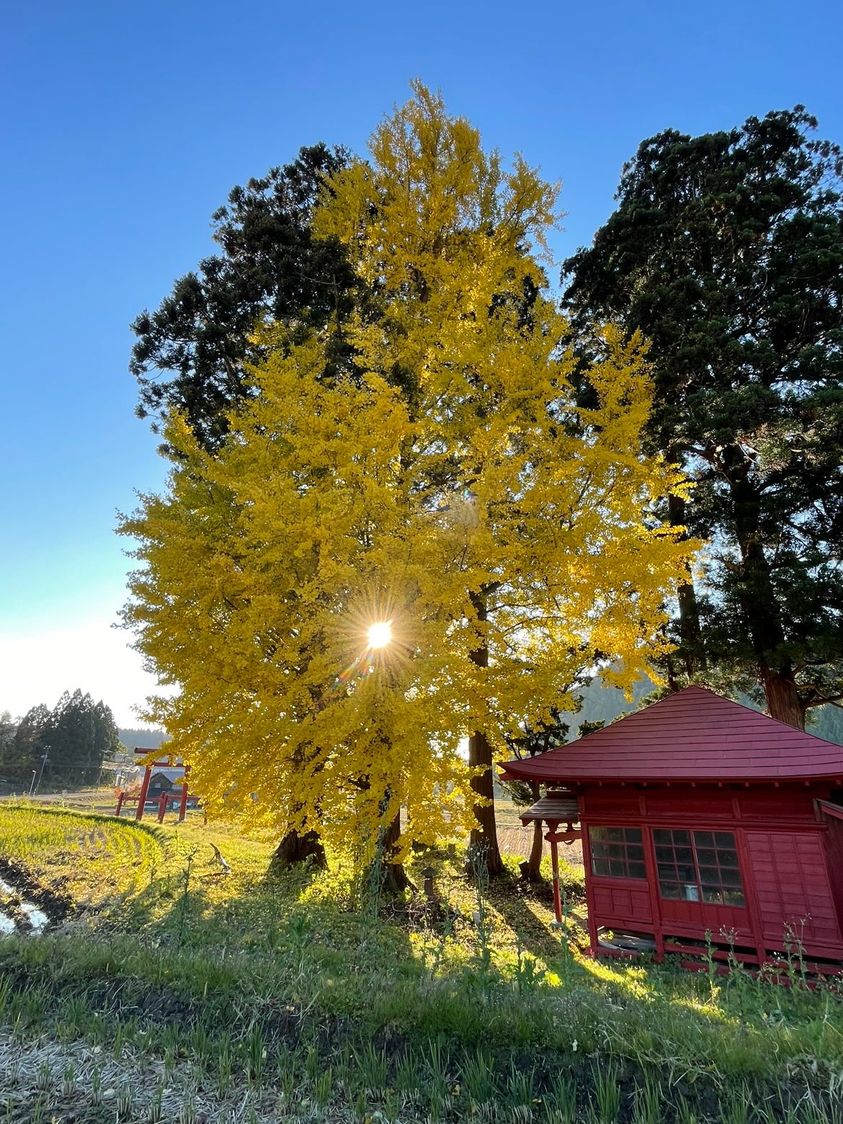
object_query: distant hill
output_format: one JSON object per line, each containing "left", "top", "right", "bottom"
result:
{"left": 573, "top": 677, "right": 843, "bottom": 746}
{"left": 568, "top": 675, "right": 656, "bottom": 736}
{"left": 118, "top": 727, "right": 168, "bottom": 752}
{"left": 809, "top": 704, "right": 843, "bottom": 746}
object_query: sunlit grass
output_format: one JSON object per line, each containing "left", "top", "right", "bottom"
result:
{"left": 1, "top": 804, "right": 842, "bottom": 1122}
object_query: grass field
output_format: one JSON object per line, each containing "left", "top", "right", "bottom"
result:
{"left": 1, "top": 803, "right": 842, "bottom": 1123}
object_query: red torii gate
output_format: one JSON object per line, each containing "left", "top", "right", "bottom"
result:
{"left": 115, "top": 750, "right": 192, "bottom": 823}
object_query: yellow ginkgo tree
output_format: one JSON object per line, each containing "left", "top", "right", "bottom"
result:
{"left": 121, "top": 84, "right": 694, "bottom": 878}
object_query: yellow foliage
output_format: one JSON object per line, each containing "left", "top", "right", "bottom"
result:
{"left": 121, "top": 85, "right": 694, "bottom": 861}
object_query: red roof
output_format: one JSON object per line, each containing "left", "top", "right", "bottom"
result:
{"left": 501, "top": 686, "right": 843, "bottom": 784}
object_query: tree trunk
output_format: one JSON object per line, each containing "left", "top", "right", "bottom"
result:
{"left": 269, "top": 828, "right": 327, "bottom": 874}
{"left": 724, "top": 446, "right": 805, "bottom": 730}
{"left": 467, "top": 589, "right": 504, "bottom": 877}
{"left": 380, "top": 810, "right": 410, "bottom": 893}
{"left": 467, "top": 729, "right": 505, "bottom": 876}
{"left": 761, "top": 667, "right": 806, "bottom": 730}
{"left": 518, "top": 781, "right": 544, "bottom": 882}
{"left": 667, "top": 489, "right": 705, "bottom": 681}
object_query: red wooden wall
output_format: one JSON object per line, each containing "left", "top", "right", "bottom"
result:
{"left": 578, "top": 783, "right": 843, "bottom": 966}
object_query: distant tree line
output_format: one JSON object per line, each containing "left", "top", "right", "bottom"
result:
{"left": 0, "top": 691, "right": 120, "bottom": 791}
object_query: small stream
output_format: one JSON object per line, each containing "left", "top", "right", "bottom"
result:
{"left": 0, "top": 877, "right": 50, "bottom": 935}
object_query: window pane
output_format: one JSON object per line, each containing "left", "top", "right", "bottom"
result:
{"left": 589, "top": 826, "right": 645, "bottom": 879}
{"left": 693, "top": 830, "right": 745, "bottom": 907}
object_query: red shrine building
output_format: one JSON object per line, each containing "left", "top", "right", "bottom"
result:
{"left": 501, "top": 686, "right": 843, "bottom": 972}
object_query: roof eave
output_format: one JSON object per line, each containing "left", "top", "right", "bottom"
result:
{"left": 499, "top": 764, "right": 843, "bottom": 787}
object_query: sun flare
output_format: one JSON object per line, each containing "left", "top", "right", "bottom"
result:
{"left": 366, "top": 621, "right": 393, "bottom": 649}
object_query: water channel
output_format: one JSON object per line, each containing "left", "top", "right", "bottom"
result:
{"left": 0, "top": 876, "right": 50, "bottom": 934}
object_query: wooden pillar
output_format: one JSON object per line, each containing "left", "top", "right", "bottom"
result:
{"left": 157, "top": 791, "right": 168, "bottom": 823}
{"left": 549, "top": 832, "right": 563, "bottom": 923}
{"left": 115, "top": 791, "right": 124, "bottom": 818}
{"left": 178, "top": 766, "right": 190, "bottom": 822}
{"left": 135, "top": 766, "right": 152, "bottom": 821}
{"left": 580, "top": 820, "right": 599, "bottom": 957}
{"left": 642, "top": 824, "right": 666, "bottom": 962}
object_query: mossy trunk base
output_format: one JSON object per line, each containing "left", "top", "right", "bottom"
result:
{"left": 269, "top": 829, "right": 327, "bottom": 873}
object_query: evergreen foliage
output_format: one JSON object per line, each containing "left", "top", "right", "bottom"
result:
{"left": 130, "top": 144, "right": 357, "bottom": 450}
{"left": 0, "top": 692, "right": 119, "bottom": 787}
{"left": 563, "top": 107, "right": 843, "bottom": 728}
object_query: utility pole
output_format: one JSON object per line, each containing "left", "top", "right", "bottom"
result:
{"left": 34, "top": 749, "right": 49, "bottom": 796}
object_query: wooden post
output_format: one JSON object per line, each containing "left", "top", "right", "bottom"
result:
{"left": 580, "top": 821, "right": 599, "bottom": 957}
{"left": 136, "top": 766, "right": 152, "bottom": 821}
{"left": 115, "top": 791, "right": 125, "bottom": 817}
{"left": 178, "top": 767, "right": 190, "bottom": 822}
{"left": 548, "top": 825, "right": 562, "bottom": 923}
{"left": 157, "top": 791, "right": 168, "bottom": 823}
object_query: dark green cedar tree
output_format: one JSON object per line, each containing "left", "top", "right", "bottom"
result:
{"left": 130, "top": 144, "right": 357, "bottom": 450}
{"left": 563, "top": 108, "right": 843, "bottom": 729}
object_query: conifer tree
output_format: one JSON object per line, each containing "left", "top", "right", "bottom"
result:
{"left": 563, "top": 108, "right": 843, "bottom": 728}
{"left": 122, "top": 86, "right": 693, "bottom": 875}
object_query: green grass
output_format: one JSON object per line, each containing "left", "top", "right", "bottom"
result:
{"left": 1, "top": 804, "right": 842, "bottom": 1122}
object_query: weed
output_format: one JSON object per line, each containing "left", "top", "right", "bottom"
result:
{"left": 463, "top": 1046, "right": 495, "bottom": 1105}
{"left": 717, "top": 1083, "right": 752, "bottom": 1124}
{"left": 544, "top": 1070, "right": 577, "bottom": 1124}
{"left": 631, "top": 1071, "right": 661, "bottom": 1124}
{"left": 245, "top": 1022, "right": 266, "bottom": 1084}
{"left": 354, "top": 1041, "right": 389, "bottom": 1092}
{"left": 313, "top": 1065, "right": 333, "bottom": 1107}
{"left": 587, "top": 1060, "right": 621, "bottom": 1124}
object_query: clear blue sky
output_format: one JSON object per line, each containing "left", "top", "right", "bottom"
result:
{"left": 1, "top": 0, "right": 841, "bottom": 723}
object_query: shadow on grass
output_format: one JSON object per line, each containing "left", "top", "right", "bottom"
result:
{"left": 2, "top": 811, "right": 843, "bottom": 1122}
